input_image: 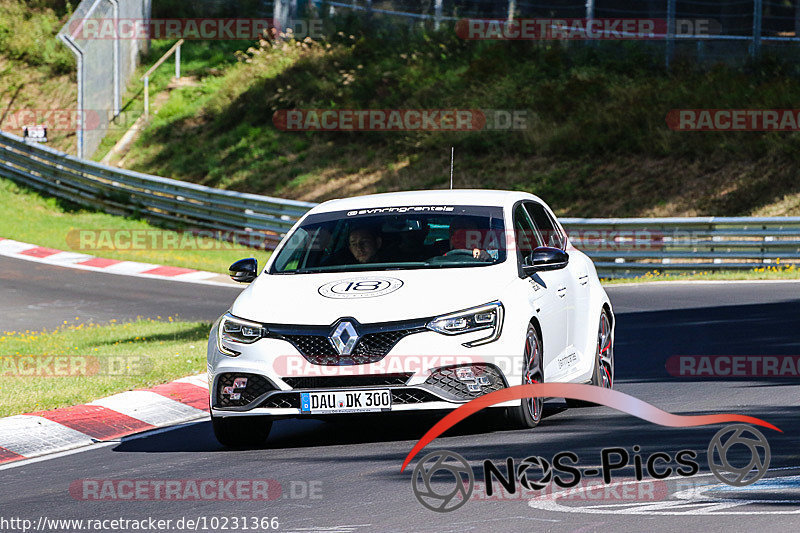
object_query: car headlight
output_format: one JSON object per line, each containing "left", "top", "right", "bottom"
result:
{"left": 217, "top": 313, "right": 266, "bottom": 356}
{"left": 427, "top": 301, "right": 504, "bottom": 347}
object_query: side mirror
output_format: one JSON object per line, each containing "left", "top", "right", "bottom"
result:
{"left": 229, "top": 258, "right": 258, "bottom": 283}
{"left": 522, "top": 246, "right": 569, "bottom": 275}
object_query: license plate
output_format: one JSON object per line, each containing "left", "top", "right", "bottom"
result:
{"left": 299, "top": 389, "right": 392, "bottom": 413}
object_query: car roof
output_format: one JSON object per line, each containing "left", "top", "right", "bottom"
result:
{"left": 309, "top": 189, "right": 545, "bottom": 214}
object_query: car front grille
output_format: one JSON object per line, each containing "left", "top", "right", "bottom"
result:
{"left": 391, "top": 389, "right": 443, "bottom": 404}
{"left": 353, "top": 330, "right": 416, "bottom": 357}
{"left": 424, "top": 364, "right": 506, "bottom": 401}
{"left": 282, "top": 374, "right": 413, "bottom": 389}
{"left": 273, "top": 326, "right": 426, "bottom": 365}
{"left": 260, "top": 393, "right": 301, "bottom": 409}
{"left": 280, "top": 334, "right": 338, "bottom": 357}
{"left": 216, "top": 373, "right": 276, "bottom": 408}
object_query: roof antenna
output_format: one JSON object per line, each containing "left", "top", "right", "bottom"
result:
{"left": 449, "top": 146, "right": 454, "bottom": 189}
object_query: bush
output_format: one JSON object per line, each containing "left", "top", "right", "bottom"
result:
{"left": 0, "top": 0, "right": 75, "bottom": 72}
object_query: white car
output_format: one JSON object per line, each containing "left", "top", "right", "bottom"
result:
{"left": 207, "top": 190, "right": 614, "bottom": 447}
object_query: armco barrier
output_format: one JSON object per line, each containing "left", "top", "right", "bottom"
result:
{"left": 2, "top": 130, "right": 800, "bottom": 278}
{"left": 0, "top": 131, "right": 315, "bottom": 244}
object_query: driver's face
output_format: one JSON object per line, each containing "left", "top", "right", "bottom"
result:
{"left": 348, "top": 229, "right": 381, "bottom": 263}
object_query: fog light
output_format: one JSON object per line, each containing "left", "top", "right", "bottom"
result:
{"left": 221, "top": 377, "right": 249, "bottom": 403}
{"left": 456, "top": 368, "right": 476, "bottom": 381}
{"left": 476, "top": 376, "right": 491, "bottom": 386}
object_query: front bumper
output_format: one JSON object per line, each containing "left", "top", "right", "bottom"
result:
{"left": 208, "top": 324, "right": 526, "bottom": 418}
{"left": 210, "top": 365, "right": 509, "bottom": 417}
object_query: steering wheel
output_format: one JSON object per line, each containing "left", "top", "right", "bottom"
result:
{"left": 443, "top": 249, "right": 475, "bottom": 257}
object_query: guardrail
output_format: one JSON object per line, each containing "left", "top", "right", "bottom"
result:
{"left": 562, "top": 217, "right": 800, "bottom": 276}
{"left": 2, "top": 129, "right": 799, "bottom": 277}
{"left": 0, "top": 130, "right": 315, "bottom": 247}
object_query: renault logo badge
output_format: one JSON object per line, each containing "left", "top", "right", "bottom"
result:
{"left": 330, "top": 321, "right": 359, "bottom": 355}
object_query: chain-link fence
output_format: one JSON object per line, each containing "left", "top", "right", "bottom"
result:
{"left": 313, "top": 1, "right": 800, "bottom": 65}
{"left": 58, "top": 0, "right": 151, "bottom": 159}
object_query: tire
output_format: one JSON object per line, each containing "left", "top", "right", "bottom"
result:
{"left": 212, "top": 414, "right": 273, "bottom": 448}
{"left": 506, "top": 323, "right": 544, "bottom": 429}
{"left": 567, "top": 308, "right": 613, "bottom": 408}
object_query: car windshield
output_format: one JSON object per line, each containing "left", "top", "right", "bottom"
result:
{"left": 270, "top": 205, "right": 507, "bottom": 274}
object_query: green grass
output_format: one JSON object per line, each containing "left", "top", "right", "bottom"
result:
{"left": 0, "top": 177, "right": 269, "bottom": 273}
{"left": 0, "top": 2, "right": 77, "bottom": 152}
{"left": 92, "top": 39, "right": 249, "bottom": 162}
{"left": 0, "top": 317, "right": 210, "bottom": 417}
{"left": 602, "top": 264, "right": 800, "bottom": 284}
{"left": 106, "top": 15, "right": 800, "bottom": 217}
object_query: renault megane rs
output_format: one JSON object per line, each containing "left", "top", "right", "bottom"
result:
{"left": 208, "top": 190, "right": 614, "bottom": 447}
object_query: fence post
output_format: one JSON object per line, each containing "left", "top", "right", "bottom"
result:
{"left": 435, "top": 0, "right": 443, "bottom": 30}
{"left": 796, "top": 0, "right": 800, "bottom": 41}
{"left": 274, "top": 0, "right": 291, "bottom": 35}
{"left": 752, "top": 0, "right": 763, "bottom": 58}
{"left": 108, "top": 0, "right": 120, "bottom": 117}
{"left": 175, "top": 42, "right": 181, "bottom": 79}
{"left": 59, "top": 33, "right": 84, "bottom": 158}
{"left": 508, "top": 0, "right": 516, "bottom": 21}
{"left": 666, "top": 0, "right": 676, "bottom": 69}
{"left": 143, "top": 76, "right": 149, "bottom": 118}
{"left": 585, "top": 0, "right": 594, "bottom": 20}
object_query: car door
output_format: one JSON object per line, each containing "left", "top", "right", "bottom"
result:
{"left": 512, "top": 203, "right": 570, "bottom": 375}
{"left": 523, "top": 201, "right": 581, "bottom": 381}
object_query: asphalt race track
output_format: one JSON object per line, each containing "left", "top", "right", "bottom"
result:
{"left": 2, "top": 260, "right": 799, "bottom": 532}
{"left": 0, "top": 255, "right": 242, "bottom": 332}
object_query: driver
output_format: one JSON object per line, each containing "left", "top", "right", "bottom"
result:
{"left": 348, "top": 225, "right": 384, "bottom": 264}
{"left": 446, "top": 217, "right": 492, "bottom": 261}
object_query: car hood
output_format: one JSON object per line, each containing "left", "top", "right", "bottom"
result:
{"left": 230, "top": 266, "right": 513, "bottom": 325}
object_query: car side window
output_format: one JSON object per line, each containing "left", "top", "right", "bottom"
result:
{"left": 525, "top": 202, "right": 566, "bottom": 250}
{"left": 513, "top": 204, "right": 543, "bottom": 262}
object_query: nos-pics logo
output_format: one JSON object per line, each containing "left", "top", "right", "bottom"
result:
{"left": 411, "top": 424, "right": 770, "bottom": 512}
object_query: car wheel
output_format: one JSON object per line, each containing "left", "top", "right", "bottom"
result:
{"left": 212, "top": 414, "right": 272, "bottom": 448}
{"left": 567, "top": 308, "right": 613, "bottom": 408}
{"left": 507, "top": 323, "right": 543, "bottom": 429}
